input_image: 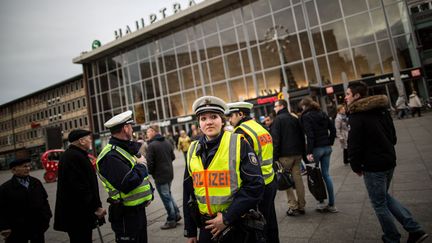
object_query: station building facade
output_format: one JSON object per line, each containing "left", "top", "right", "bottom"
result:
{"left": 0, "top": 75, "right": 90, "bottom": 169}
{"left": 74, "top": 0, "right": 426, "bottom": 142}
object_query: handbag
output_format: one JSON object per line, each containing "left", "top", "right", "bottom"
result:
{"left": 275, "top": 161, "right": 294, "bottom": 190}
{"left": 306, "top": 163, "right": 327, "bottom": 201}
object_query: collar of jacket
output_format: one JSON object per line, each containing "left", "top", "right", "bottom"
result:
{"left": 348, "top": 95, "right": 388, "bottom": 114}
{"left": 236, "top": 116, "right": 252, "bottom": 128}
{"left": 11, "top": 175, "right": 32, "bottom": 189}
{"left": 68, "top": 144, "right": 89, "bottom": 156}
{"left": 277, "top": 108, "right": 288, "bottom": 115}
{"left": 148, "top": 134, "right": 165, "bottom": 144}
{"left": 109, "top": 137, "right": 141, "bottom": 155}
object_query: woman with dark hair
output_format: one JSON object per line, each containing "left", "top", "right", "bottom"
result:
{"left": 299, "top": 97, "right": 337, "bottom": 213}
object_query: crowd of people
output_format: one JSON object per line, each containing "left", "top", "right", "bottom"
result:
{"left": 0, "top": 82, "right": 429, "bottom": 243}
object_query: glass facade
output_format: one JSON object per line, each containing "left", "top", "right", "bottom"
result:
{"left": 84, "top": 0, "right": 420, "bottom": 133}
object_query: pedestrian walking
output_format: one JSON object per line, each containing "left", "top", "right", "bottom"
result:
{"left": 0, "top": 158, "right": 52, "bottom": 243}
{"left": 395, "top": 95, "right": 408, "bottom": 119}
{"left": 178, "top": 130, "right": 192, "bottom": 163}
{"left": 299, "top": 97, "right": 337, "bottom": 213}
{"left": 96, "top": 110, "right": 154, "bottom": 243}
{"left": 263, "top": 113, "right": 274, "bottom": 132}
{"left": 409, "top": 91, "right": 422, "bottom": 117}
{"left": 54, "top": 129, "right": 106, "bottom": 243}
{"left": 345, "top": 81, "right": 429, "bottom": 243}
{"left": 335, "top": 105, "right": 349, "bottom": 165}
{"left": 183, "top": 96, "right": 265, "bottom": 243}
{"left": 226, "top": 101, "right": 279, "bottom": 243}
{"left": 145, "top": 124, "right": 181, "bottom": 230}
{"left": 271, "top": 99, "right": 307, "bottom": 216}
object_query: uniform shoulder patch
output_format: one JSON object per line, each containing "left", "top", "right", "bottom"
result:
{"left": 248, "top": 152, "right": 259, "bottom": 166}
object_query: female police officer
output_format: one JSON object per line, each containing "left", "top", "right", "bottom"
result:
{"left": 183, "top": 96, "right": 264, "bottom": 243}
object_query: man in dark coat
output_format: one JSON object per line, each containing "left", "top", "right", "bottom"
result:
{"left": 346, "top": 81, "right": 428, "bottom": 243}
{"left": 145, "top": 124, "right": 180, "bottom": 229}
{"left": 271, "top": 99, "right": 306, "bottom": 216}
{"left": 54, "top": 129, "right": 106, "bottom": 243}
{"left": 0, "top": 158, "right": 52, "bottom": 243}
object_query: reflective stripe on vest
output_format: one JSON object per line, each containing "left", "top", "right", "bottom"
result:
{"left": 237, "top": 120, "right": 275, "bottom": 185}
{"left": 187, "top": 132, "right": 241, "bottom": 216}
{"left": 96, "top": 144, "right": 152, "bottom": 206}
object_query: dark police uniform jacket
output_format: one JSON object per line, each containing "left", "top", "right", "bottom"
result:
{"left": 183, "top": 132, "right": 264, "bottom": 238}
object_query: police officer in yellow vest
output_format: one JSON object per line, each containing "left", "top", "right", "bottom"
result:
{"left": 183, "top": 96, "right": 265, "bottom": 243}
{"left": 96, "top": 110, "right": 153, "bottom": 243}
{"left": 226, "top": 101, "right": 279, "bottom": 243}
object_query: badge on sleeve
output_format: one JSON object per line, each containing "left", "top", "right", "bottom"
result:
{"left": 248, "top": 152, "right": 259, "bottom": 166}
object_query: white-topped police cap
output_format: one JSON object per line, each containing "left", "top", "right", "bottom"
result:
{"left": 192, "top": 96, "right": 227, "bottom": 116}
{"left": 226, "top": 101, "right": 254, "bottom": 115}
{"left": 104, "top": 110, "right": 135, "bottom": 128}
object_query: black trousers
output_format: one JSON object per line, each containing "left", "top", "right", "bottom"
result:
{"left": 110, "top": 204, "right": 147, "bottom": 243}
{"left": 6, "top": 232, "right": 44, "bottom": 243}
{"left": 67, "top": 228, "right": 93, "bottom": 243}
{"left": 258, "top": 178, "right": 279, "bottom": 243}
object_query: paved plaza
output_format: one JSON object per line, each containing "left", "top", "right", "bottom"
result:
{"left": 1, "top": 113, "right": 431, "bottom": 243}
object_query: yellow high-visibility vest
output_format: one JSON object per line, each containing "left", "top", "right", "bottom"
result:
{"left": 96, "top": 144, "right": 152, "bottom": 206}
{"left": 235, "top": 119, "right": 275, "bottom": 185}
{"left": 187, "top": 132, "right": 242, "bottom": 216}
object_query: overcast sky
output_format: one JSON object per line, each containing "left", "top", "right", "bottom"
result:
{"left": 0, "top": 0, "right": 204, "bottom": 105}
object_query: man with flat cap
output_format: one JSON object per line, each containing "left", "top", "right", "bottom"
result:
{"left": 226, "top": 101, "right": 279, "bottom": 243}
{"left": 96, "top": 110, "right": 153, "bottom": 243}
{"left": 183, "top": 96, "right": 265, "bottom": 243}
{"left": 0, "top": 158, "right": 52, "bottom": 243}
{"left": 54, "top": 129, "right": 106, "bottom": 243}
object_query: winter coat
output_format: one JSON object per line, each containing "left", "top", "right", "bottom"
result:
{"left": 347, "top": 95, "right": 397, "bottom": 173}
{"left": 178, "top": 135, "right": 192, "bottom": 153}
{"left": 395, "top": 96, "right": 408, "bottom": 110}
{"left": 146, "top": 134, "right": 176, "bottom": 184}
{"left": 54, "top": 145, "right": 102, "bottom": 232}
{"left": 300, "top": 108, "right": 336, "bottom": 154}
{"left": 0, "top": 175, "right": 52, "bottom": 237}
{"left": 335, "top": 113, "right": 349, "bottom": 149}
{"left": 408, "top": 94, "right": 422, "bottom": 108}
{"left": 271, "top": 108, "right": 305, "bottom": 161}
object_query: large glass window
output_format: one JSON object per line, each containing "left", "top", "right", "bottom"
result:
{"left": 385, "top": 2, "right": 410, "bottom": 36}
{"left": 166, "top": 71, "right": 180, "bottom": 93}
{"left": 101, "top": 93, "right": 111, "bottom": 111}
{"left": 265, "top": 68, "right": 283, "bottom": 92}
{"left": 346, "top": 13, "right": 375, "bottom": 47}
{"left": 217, "top": 11, "right": 234, "bottom": 31}
{"left": 143, "top": 79, "right": 155, "bottom": 99}
{"left": 134, "top": 103, "right": 145, "bottom": 124}
{"left": 100, "top": 74, "right": 109, "bottom": 92}
{"left": 317, "top": 56, "right": 331, "bottom": 85}
{"left": 184, "top": 90, "right": 197, "bottom": 114}
{"left": 270, "top": 0, "right": 290, "bottom": 11}
{"left": 174, "top": 30, "right": 188, "bottom": 47}
{"left": 371, "top": 8, "right": 388, "bottom": 40}
{"left": 202, "top": 18, "right": 217, "bottom": 36}
{"left": 163, "top": 50, "right": 177, "bottom": 72}
{"left": 299, "top": 32, "right": 311, "bottom": 58}
{"left": 132, "top": 83, "right": 143, "bottom": 103}
{"left": 140, "top": 60, "right": 152, "bottom": 80}
{"left": 341, "top": 0, "right": 368, "bottom": 16}
{"left": 316, "top": 0, "right": 342, "bottom": 24}
{"left": 312, "top": 28, "right": 325, "bottom": 55}
{"left": 259, "top": 42, "right": 280, "bottom": 69}
{"left": 209, "top": 58, "right": 226, "bottom": 82}
{"left": 285, "top": 62, "right": 306, "bottom": 89}
{"left": 220, "top": 28, "right": 238, "bottom": 54}
{"left": 147, "top": 100, "right": 157, "bottom": 121}
{"left": 129, "top": 63, "right": 141, "bottom": 83}
{"left": 241, "top": 50, "right": 251, "bottom": 74}
{"left": 169, "top": 94, "right": 184, "bottom": 117}
{"left": 160, "top": 35, "right": 174, "bottom": 51}
{"left": 205, "top": 34, "right": 222, "bottom": 58}
{"left": 181, "top": 67, "right": 195, "bottom": 90}
{"left": 273, "top": 8, "right": 296, "bottom": 35}
{"left": 394, "top": 35, "right": 417, "bottom": 69}
{"left": 226, "top": 52, "right": 243, "bottom": 78}
{"left": 251, "top": 0, "right": 271, "bottom": 18}
{"left": 283, "top": 34, "right": 302, "bottom": 63}
{"left": 305, "top": 59, "right": 317, "bottom": 85}
{"left": 322, "top": 20, "right": 349, "bottom": 52}
{"left": 246, "top": 22, "right": 258, "bottom": 45}
{"left": 294, "top": 5, "right": 305, "bottom": 31}
{"left": 229, "top": 78, "right": 247, "bottom": 101}
{"left": 108, "top": 71, "right": 119, "bottom": 89}
{"left": 254, "top": 16, "right": 273, "bottom": 44}
{"left": 176, "top": 45, "right": 191, "bottom": 68}
{"left": 111, "top": 89, "right": 121, "bottom": 109}
{"left": 378, "top": 40, "right": 394, "bottom": 73}
{"left": 213, "top": 82, "right": 229, "bottom": 102}
{"left": 328, "top": 50, "right": 355, "bottom": 84}
{"left": 306, "top": 1, "right": 318, "bottom": 27}
{"left": 353, "top": 44, "right": 382, "bottom": 78}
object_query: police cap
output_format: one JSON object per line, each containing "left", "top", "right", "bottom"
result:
{"left": 68, "top": 129, "right": 92, "bottom": 142}
{"left": 104, "top": 110, "right": 135, "bottom": 129}
{"left": 9, "top": 158, "right": 31, "bottom": 169}
{"left": 192, "top": 96, "right": 227, "bottom": 116}
{"left": 226, "top": 101, "right": 253, "bottom": 115}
